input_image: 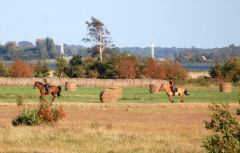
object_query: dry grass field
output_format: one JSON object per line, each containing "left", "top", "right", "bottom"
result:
{"left": 1, "top": 102, "right": 238, "bottom": 153}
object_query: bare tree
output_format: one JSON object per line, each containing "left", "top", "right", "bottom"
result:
{"left": 82, "top": 17, "right": 114, "bottom": 61}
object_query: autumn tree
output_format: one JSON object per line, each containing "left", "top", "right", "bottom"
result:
{"left": 117, "top": 58, "right": 140, "bottom": 79}
{"left": 161, "top": 60, "right": 188, "bottom": 81}
{"left": 82, "top": 17, "right": 114, "bottom": 61}
{"left": 142, "top": 58, "right": 166, "bottom": 79}
{"left": 10, "top": 58, "right": 34, "bottom": 78}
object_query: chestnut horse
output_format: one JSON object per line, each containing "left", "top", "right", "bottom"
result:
{"left": 159, "top": 84, "right": 189, "bottom": 103}
{"left": 33, "top": 81, "right": 61, "bottom": 102}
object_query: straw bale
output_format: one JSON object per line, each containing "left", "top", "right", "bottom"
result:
{"left": 109, "top": 87, "right": 122, "bottom": 98}
{"left": 65, "top": 82, "right": 77, "bottom": 91}
{"left": 220, "top": 83, "right": 232, "bottom": 93}
{"left": 100, "top": 89, "right": 118, "bottom": 103}
{"left": 149, "top": 84, "right": 161, "bottom": 94}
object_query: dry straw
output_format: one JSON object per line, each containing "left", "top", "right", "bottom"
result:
{"left": 220, "top": 83, "right": 232, "bottom": 93}
{"left": 109, "top": 87, "right": 122, "bottom": 98}
{"left": 100, "top": 89, "right": 118, "bottom": 103}
{"left": 65, "top": 82, "right": 77, "bottom": 91}
{"left": 149, "top": 84, "right": 161, "bottom": 94}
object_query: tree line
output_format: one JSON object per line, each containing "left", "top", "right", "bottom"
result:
{"left": 0, "top": 53, "right": 189, "bottom": 81}
{"left": 0, "top": 37, "right": 60, "bottom": 61}
{"left": 1, "top": 39, "right": 240, "bottom": 63}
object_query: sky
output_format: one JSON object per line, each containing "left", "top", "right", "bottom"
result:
{"left": 0, "top": 0, "right": 240, "bottom": 49}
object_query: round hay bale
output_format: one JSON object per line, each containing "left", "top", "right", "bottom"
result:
{"left": 149, "top": 84, "right": 161, "bottom": 94}
{"left": 220, "top": 83, "right": 232, "bottom": 93}
{"left": 109, "top": 87, "right": 122, "bottom": 98}
{"left": 65, "top": 82, "right": 77, "bottom": 91}
{"left": 100, "top": 89, "right": 118, "bottom": 103}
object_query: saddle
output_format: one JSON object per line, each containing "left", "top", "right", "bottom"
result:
{"left": 172, "top": 86, "right": 178, "bottom": 92}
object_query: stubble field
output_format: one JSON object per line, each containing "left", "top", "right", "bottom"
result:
{"left": 0, "top": 86, "right": 239, "bottom": 152}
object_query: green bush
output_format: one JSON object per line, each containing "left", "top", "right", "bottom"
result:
{"left": 12, "top": 106, "right": 41, "bottom": 126}
{"left": 202, "top": 102, "right": 240, "bottom": 152}
{"left": 12, "top": 101, "right": 65, "bottom": 126}
{"left": 210, "top": 57, "right": 240, "bottom": 83}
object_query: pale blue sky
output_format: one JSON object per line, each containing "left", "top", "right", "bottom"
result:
{"left": 1, "top": 0, "right": 240, "bottom": 48}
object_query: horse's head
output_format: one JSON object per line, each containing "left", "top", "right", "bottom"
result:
{"left": 159, "top": 84, "right": 167, "bottom": 92}
{"left": 33, "top": 81, "right": 40, "bottom": 89}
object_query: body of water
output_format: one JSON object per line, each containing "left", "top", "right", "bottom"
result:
{"left": 183, "top": 65, "right": 212, "bottom": 70}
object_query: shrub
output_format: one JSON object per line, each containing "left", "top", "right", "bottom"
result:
{"left": 12, "top": 101, "right": 65, "bottom": 126}
{"left": 0, "top": 61, "right": 9, "bottom": 77}
{"left": 16, "top": 95, "right": 24, "bottom": 106}
{"left": 34, "top": 58, "right": 50, "bottom": 78}
{"left": 12, "top": 105, "right": 41, "bottom": 126}
{"left": 210, "top": 57, "right": 240, "bottom": 83}
{"left": 87, "top": 68, "right": 100, "bottom": 78}
{"left": 202, "top": 102, "right": 240, "bottom": 152}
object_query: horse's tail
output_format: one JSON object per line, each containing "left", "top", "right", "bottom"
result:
{"left": 57, "top": 86, "right": 61, "bottom": 97}
{"left": 184, "top": 88, "right": 189, "bottom": 96}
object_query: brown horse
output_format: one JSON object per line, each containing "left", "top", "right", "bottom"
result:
{"left": 33, "top": 81, "right": 61, "bottom": 102}
{"left": 159, "top": 84, "right": 189, "bottom": 103}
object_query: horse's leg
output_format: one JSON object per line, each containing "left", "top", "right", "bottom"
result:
{"left": 180, "top": 93, "right": 184, "bottom": 102}
{"left": 169, "top": 95, "right": 174, "bottom": 103}
{"left": 51, "top": 93, "right": 56, "bottom": 102}
{"left": 40, "top": 95, "right": 46, "bottom": 102}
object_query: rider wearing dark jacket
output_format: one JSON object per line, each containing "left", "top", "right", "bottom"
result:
{"left": 43, "top": 76, "right": 50, "bottom": 94}
{"left": 169, "top": 78, "right": 176, "bottom": 96}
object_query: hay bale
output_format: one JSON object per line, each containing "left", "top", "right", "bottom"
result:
{"left": 149, "top": 84, "right": 161, "bottom": 94}
{"left": 100, "top": 89, "right": 118, "bottom": 103}
{"left": 109, "top": 87, "right": 122, "bottom": 98}
{"left": 65, "top": 82, "right": 77, "bottom": 91}
{"left": 220, "top": 83, "right": 232, "bottom": 93}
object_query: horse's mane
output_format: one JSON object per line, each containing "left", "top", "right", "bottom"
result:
{"left": 162, "top": 84, "right": 170, "bottom": 87}
{"left": 36, "top": 81, "right": 44, "bottom": 85}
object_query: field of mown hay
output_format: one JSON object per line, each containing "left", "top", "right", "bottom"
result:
{"left": 1, "top": 102, "right": 238, "bottom": 153}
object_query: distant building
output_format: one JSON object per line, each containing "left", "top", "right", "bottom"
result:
{"left": 202, "top": 56, "right": 206, "bottom": 60}
{"left": 151, "top": 42, "right": 154, "bottom": 59}
{"left": 60, "top": 44, "right": 64, "bottom": 55}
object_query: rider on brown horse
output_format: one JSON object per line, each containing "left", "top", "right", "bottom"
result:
{"left": 43, "top": 76, "right": 50, "bottom": 94}
{"left": 169, "top": 78, "right": 177, "bottom": 96}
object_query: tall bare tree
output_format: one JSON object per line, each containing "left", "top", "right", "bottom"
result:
{"left": 82, "top": 17, "right": 114, "bottom": 61}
